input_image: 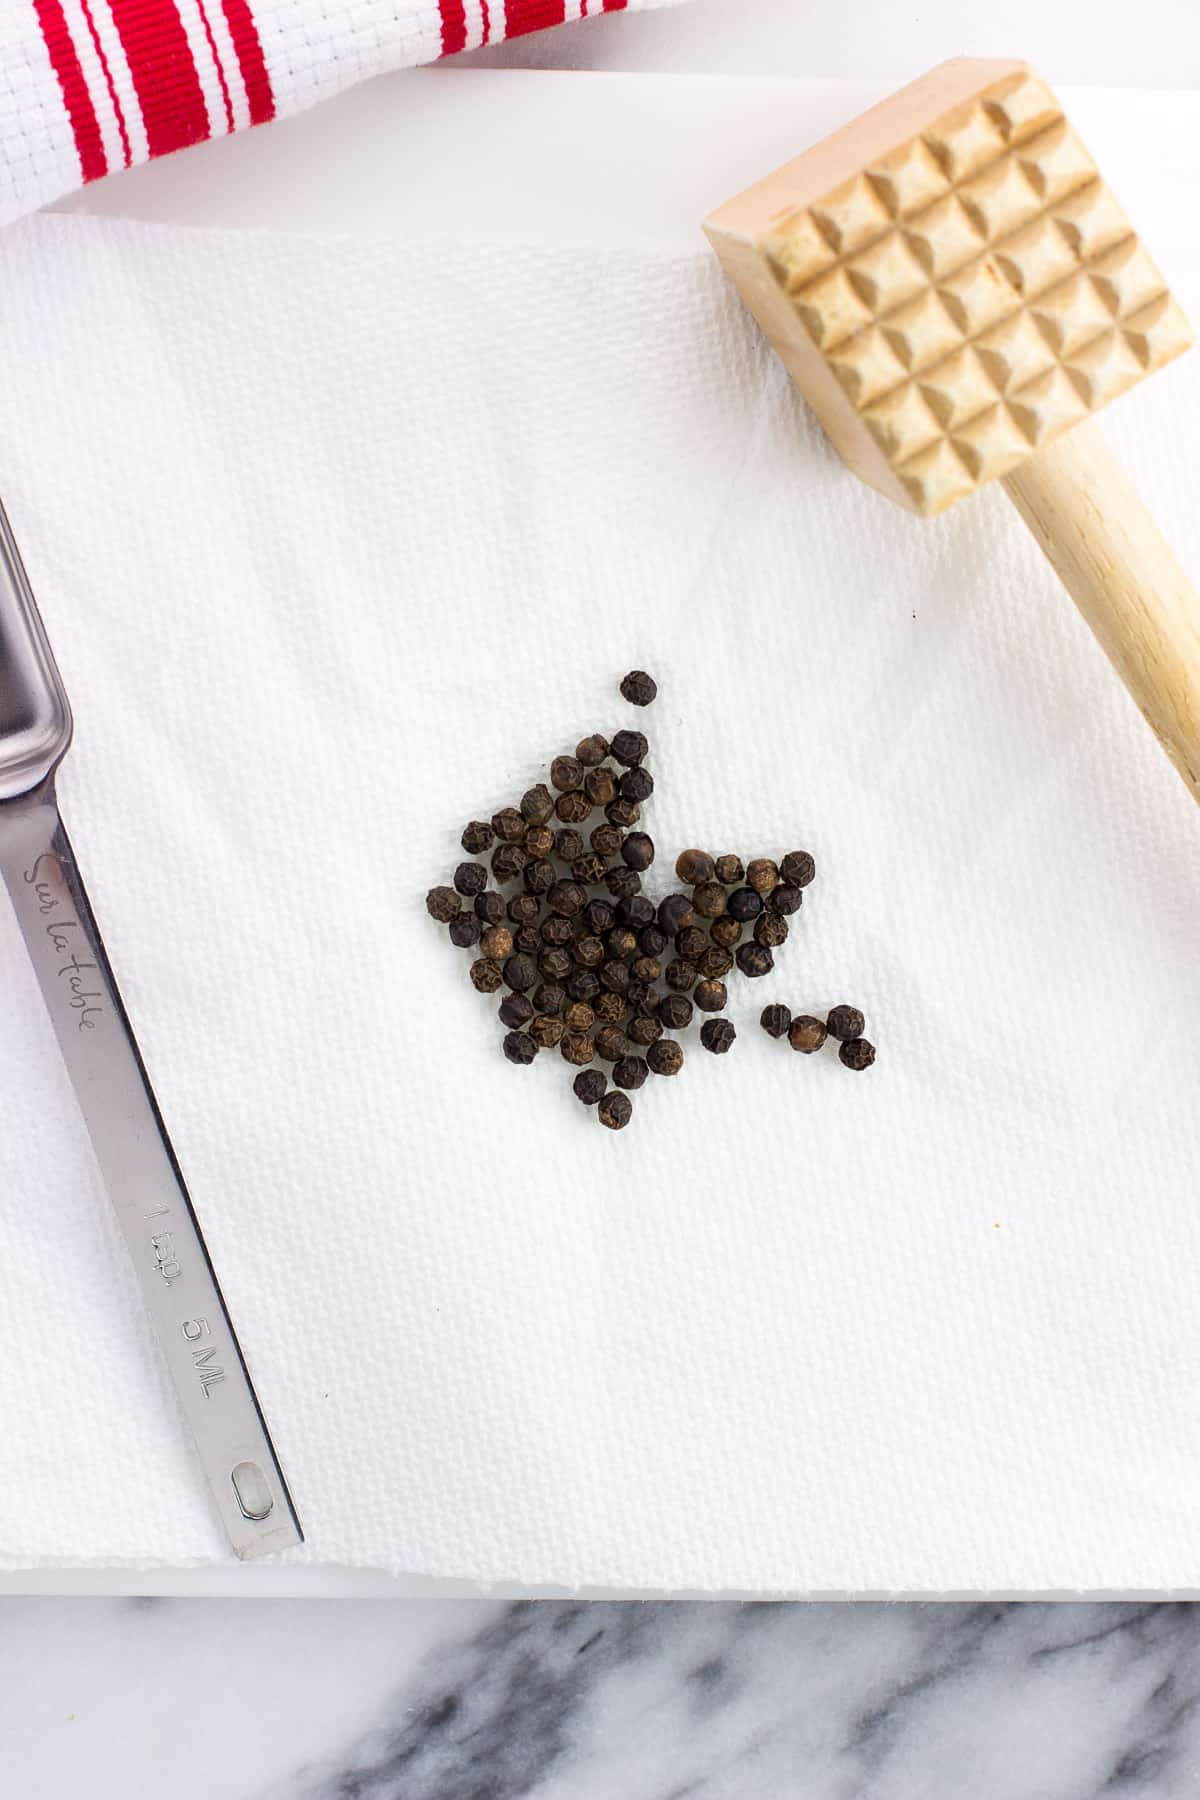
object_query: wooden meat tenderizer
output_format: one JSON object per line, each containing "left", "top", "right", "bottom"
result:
{"left": 704, "top": 59, "right": 1200, "bottom": 800}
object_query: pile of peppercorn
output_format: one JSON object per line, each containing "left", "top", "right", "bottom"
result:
{"left": 426, "top": 670, "right": 834, "bottom": 1130}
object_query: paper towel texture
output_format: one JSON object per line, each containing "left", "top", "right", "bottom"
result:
{"left": 1, "top": 212, "right": 1199, "bottom": 1590}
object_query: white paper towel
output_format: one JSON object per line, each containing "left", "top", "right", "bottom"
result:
{"left": 2, "top": 206, "right": 1200, "bottom": 1592}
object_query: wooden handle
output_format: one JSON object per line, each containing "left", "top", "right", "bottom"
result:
{"left": 1003, "top": 422, "right": 1200, "bottom": 804}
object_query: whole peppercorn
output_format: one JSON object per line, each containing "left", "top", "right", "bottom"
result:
{"left": 675, "top": 925, "right": 708, "bottom": 963}
{"left": 449, "top": 914, "right": 482, "bottom": 949}
{"left": 454, "top": 861, "right": 488, "bottom": 897}
{"left": 598, "top": 1090, "right": 632, "bottom": 1131}
{"left": 554, "top": 828, "right": 585, "bottom": 864}
{"left": 480, "top": 924, "right": 515, "bottom": 961}
{"left": 567, "top": 968, "right": 600, "bottom": 1003}
{"left": 617, "top": 894, "right": 655, "bottom": 930}
{"left": 691, "top": 881, "right": 728, "bottom": 919}
{"left": 727, "top": 887, "right": 763, "bottom": 923}
{"left": 647, "top": 1037, "right": 684, "bottom": 1076}
{"left": 594, "top": 990, "right": 627, "bottom": 1023}
{"left": 658, "top": 893, "right": 694, "bottom": 935}
{"left": 788, "top": 1015, "right": 826, "bottom": 1054}
{"left": 826, "top": 1005, "right": 866, "bottom": 1042}
{"left": 639, "top": 923, "right": 668, "bottom": 959}
{"left": 626, "top": 1012, "right": 662, "bottom": 1046}
{"left": 840, "top": 1037, "right": 876, "bottom": 1071}
{"left": 613, "top": 1055, "right": 649, "bottom": 1091}
{"left": 426, "top": 886, "right": 460, "bottom": 923}
{"left": 619, "top": 766, "right": 654, "bottom": 805}
{"left": 475, "top": 890, "right": 506, "bottom": 925}
{"left": 699, "top": 945, "right": 734, "bottom": 981}
{"left": 768, "top": 884, "right": 803, "bottom": 917}
{"left": 573, "top": 934, "right": 606, "bottom": 969}
{"left": 520, "top": 785, "right": 555, "bottom": 825}
{"left": 534, "top": 982, "right": 567, "bottom": 1018}
{"left": 606, "top": 797, "right": 641, "bottom": 829}
{"left": 492, "top": 807, "right": 525, "bottom": 844}
{"left": 524, "top": 858, "right": 556, "bottom": 895}
{"left": 538, "top": 946, "right": 573, "bottom": 983}
{"left": 503, "top": 1030, "right": 538, "bottom": 1065}
{"left": 461, "top": 820, "right": 494, "bottom": 855}
{"left": 572, "top": 852, "right": 607, "bottom": 887}
{"left": 610, "top": 728, "right": 648, "bottom": 767}
{"left": 556, "top": 790, "right": 593, "bottom": 825}
{"left": 755, "top": 912, "right": 789, "bottom": 949}
{"left": 631, "top": 955, "right": 661, "bottom": 986}
{"left": 561, "top": 1031, "right": 597, "bottom": 1067}
{"left": 714, "top": 854, "right": 745, "bottom": 886}
{"left": 499, "top": 992, "right": 535, "bottom": 1030}
{"left": 574, "top": 1068, "right": 607, "bottom": 1106}
{"left": 780, "top": 850, "right": 816, "bottom": 889}
{"left": 694, "top": 978, "right": 728, "bottom": 1013}
{"left": 606, "top": 926, "right": 639, "bottom": 961}
{"left": 503, "top": 952, "right": 539, "bottom": 992}
{"left": 522, "top": 824, "right": 554, "bottom": 861}
{"left": 584, "top": 899, "right": 616, "bottom": 935}
{"left": 541, "top": 914, "right": 574, "bottom": 947}
{"left": 601, "top": 959, "right": 631, "bottom": 995}
{"left": 576, "top": 733, "right": 609, "bottom": 767}
{"left": 700, "top": 1018, "right": 736, "bottom": 1055}
{"left": 665, "top": 958, "right": 698, "bottom": 993}
{"left": 736, "top": 942, "right": 774, "bottom": 978}
{"left": 746, "top": 857, "right": 779, "bottom": 896}
{"left": 563, "top": 1001, "right": 596, "bottom": 1033}
{"left": 604, "top": 866, "right": 641, "bottom": 901}
{"left": 590, "top": 822, "right": 624, "bottom": 858}
{"left": 619, "top": 669, "right": 657, "bottom": 706}
{"left": 529, "top": 1014, "right": 565, "bottom": 1050}
{"left": 548, "top": 879, "right": 587, "bottom": 919}
{"left": 550, "top": 755, "right": 583, "bottom": 793}
{"left": 594, "top": 1024, "right": 628, "bottom": 1062}
{"left": 508, "top": 892, "right": 541, "bottom": 926}
{"left": 491, "top": 844, "right": 527, "bottom": 883}
{"left": 621, "top": 831, "right": 655, "bottom": 871}
{"left": 676, "top": 848, "right": 716, "bottom": 885}
{"left": 626, "top": 979, "right": 650, "bottom": 1012}
{"left": 760, "top": 1003, "right": 792, "bottom": 1039}
{"left": 658, "top": 994, "right": 693, "bottom": 1031}
{"left": 470, "top": 958, "right": 504, "bottom": 994}
{"left": 512, "top": 924, "right": 541, "bottom": 957}
{"left": 709, "top": 915, "right": 743, "bottom": 950}
{"left": 583, "top": 766, "right": 618, "bottom": 807}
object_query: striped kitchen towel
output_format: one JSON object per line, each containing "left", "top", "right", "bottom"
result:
{"left": 1, "top": 0, "right": 680, "bottom": 225}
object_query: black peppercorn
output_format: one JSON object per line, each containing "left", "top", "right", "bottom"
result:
{"left": 583, "top": 765, "right": 618, "bottom": 807}
{"left": 610, "top": 729, "right": 648, "bottom": 767}
{"left": 631, "top": 955, "right": 661, "bottom": 985}
{"left": 538, "top": 946, "right": 573, "bottom": 983}
{"left": 576, "top": 733, "right": 609, "bottom": 767}
{"left": 546, "top": 879, "right": 585, "bottom": 918}
{"left": 503, "top": 1031, "right": 537, "bottom": 1065}
{"left": 563, "top": 1001, "right": 595, "bottom": 1033}
{"left": 520, "top": 785, "right": 555, "bottom": 825}
{"left": 480, "top": 924, "right": 514, "bottom": 962}
{"left": 508, "top": 892, "right": 541, "bottom": 926}
{"left": 604, "top": 865, "right": 641, "bottom": 901}
{"left": 560, "top": 1031, "right": 596, "bottom": 1066}
{"left": 780, "top": 850, "right": 816, "bottom": 889}
{"left": 612, "top": 1054, "right": 648, "bottom": 1091}
{"left": 492, "top": 807, "right": 525, "bottom": 844}
{"left": 746, "top": 858, "right": 779, "bottom": 896}
{"left": 709, "top": 915, "right": 743, "bottom": 950}
{"left": 691, "top": 881, "right": 728, "bottom": 919}
{"left": 567, "top": 968, "right": 600, "bottom": 1003}
{"left": 700, "top": 1018, "right": 736, "bottom": 1054}
{"left": 675, "top": 925, "right": 708, "bottom": 963}
{"left": 606, "top": 926, "right": 639, "bottom": 961}
{"left": 658, "top": 893, "right": 694, "bottom": 935}
{"left": 658, "top": 994, "right": 693, "bottom": 1031}
{"left": 524, "top": 858, "right": 556, "bottom": 896}
{"left": 529, "top": 1014, "right": 565, "bottom": 1050}
{"left": 665, "top": 958, "right": 698, "bottom": 993}
{"left": 598, "top": 1090, "right": 632, "bottom": 1130}
{"left": 754, "top": 912, "right": 789, "bottom": 949}
{"left": 639, "top": 924, "right": 668, "bottom": 959}
{"left": 625, "top": 979, "right": 649, "bottom": 1011}
{"left": 555, "top": 790, "right": 592, "bottom": 825}
{"left": 499, "top": 992, "right": 535, "bottom": 1029}
{"left": 475, "top": 890, "right": 506, "bottom": 926}
{"left": 594, "top": 991, "right": 627, "bottom": 1024}
{"left": 470, "top": 958, "right": 504, "bottom": 994}
{"left": 676, "top": 848, "right": 715, "bottom": 885}
{"left": 619, "top": 669, "right": 657, "bottom": 707}
{"left": 788, "top": 1015, "right": 826, "bottom": 1054}
{"left": 626, "top": 1012, "right": 662, "bottom": 1046}
{"left": 454, "top": 862, "right": 488, "bottom": 897}
{"left": 736, "top": 942, "right": 774, "bottom": 978}
{"left": 617, "top": 895, "right": 655, "bottom": 930}
{"left": 573, "top": 934, "right": 606, "bottom": 969}
{"left": 503, "top": 953, "right": 539, "bottom": 992}
{"left": 572, "top": 852, "right": 606, "bottom": 886}
{"left": 590, "top": 822, "right": 624, "bottom": 858}
{"left": 534, "top": 982, "right": 567, "bottom": 1018}
{"left": 841, "top": 1036, "right": 877, "bottom": 1069}
{"left": 727, "top": 887, "right": 762, "bottom": 923}
{"left": 541, "top": 914, "right": 574, "bottom": 946}
{"left": 694, "top": 979, "right": 728, "bottom": 1013}
{"left": 583, "top": 899, "right": 616, "bottom": 935}
{"left": 426, "top": 886, "right": 461, "bottom": 923}
{"left": 714, "top": 854, "right": 744, "bottom": 886}
{"left": 522, "top": 824, "right": 554, "bottom": 861}
{"left": 601, "top": 959, "right": 631, "bottom": 995}
{"left": 699, "top": 945, "right": 733, "bottom": 981}
{"left": 552, "top": 829, "right": 582, "bottom": 865}
{"left": 826, "top": 1005, "right": 866, "bottom": 1042}
{"left": 768, "top": 884, "right": 803, "bottom": 917}
{"left": 606, "top": 797, "right": 641, "bottom": 829}
{"left": 619, "top": 766, "right": 653, "bottom": 804}
{"left": 621, "top": 831, "right": 654, "bottom": 871}
{"left": 646, "top": 1037, "right": 683, "bottom": 1075}
{"left": 550, "top": 755, "right": 583, "bottom": 793}
{"left": 760, "top": 1003, "right": 792, "bottom": 1039}
{"left": 594, "top": 1024, "right": 628, "bottom": 1062}
{"left": 462, "top": 820, "right": 494, "bottom": 855}
{"left": 491, "top": 843, "right": 527, "bottom": 883}
{"left": 512, "top": 924, "right": 541, "bottom": 957}
{"left": 574, "top": 1068, "right": 607, "bottom": 1105}
{"left": 449, "top": 914, "right": 482, "bottom": 949}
